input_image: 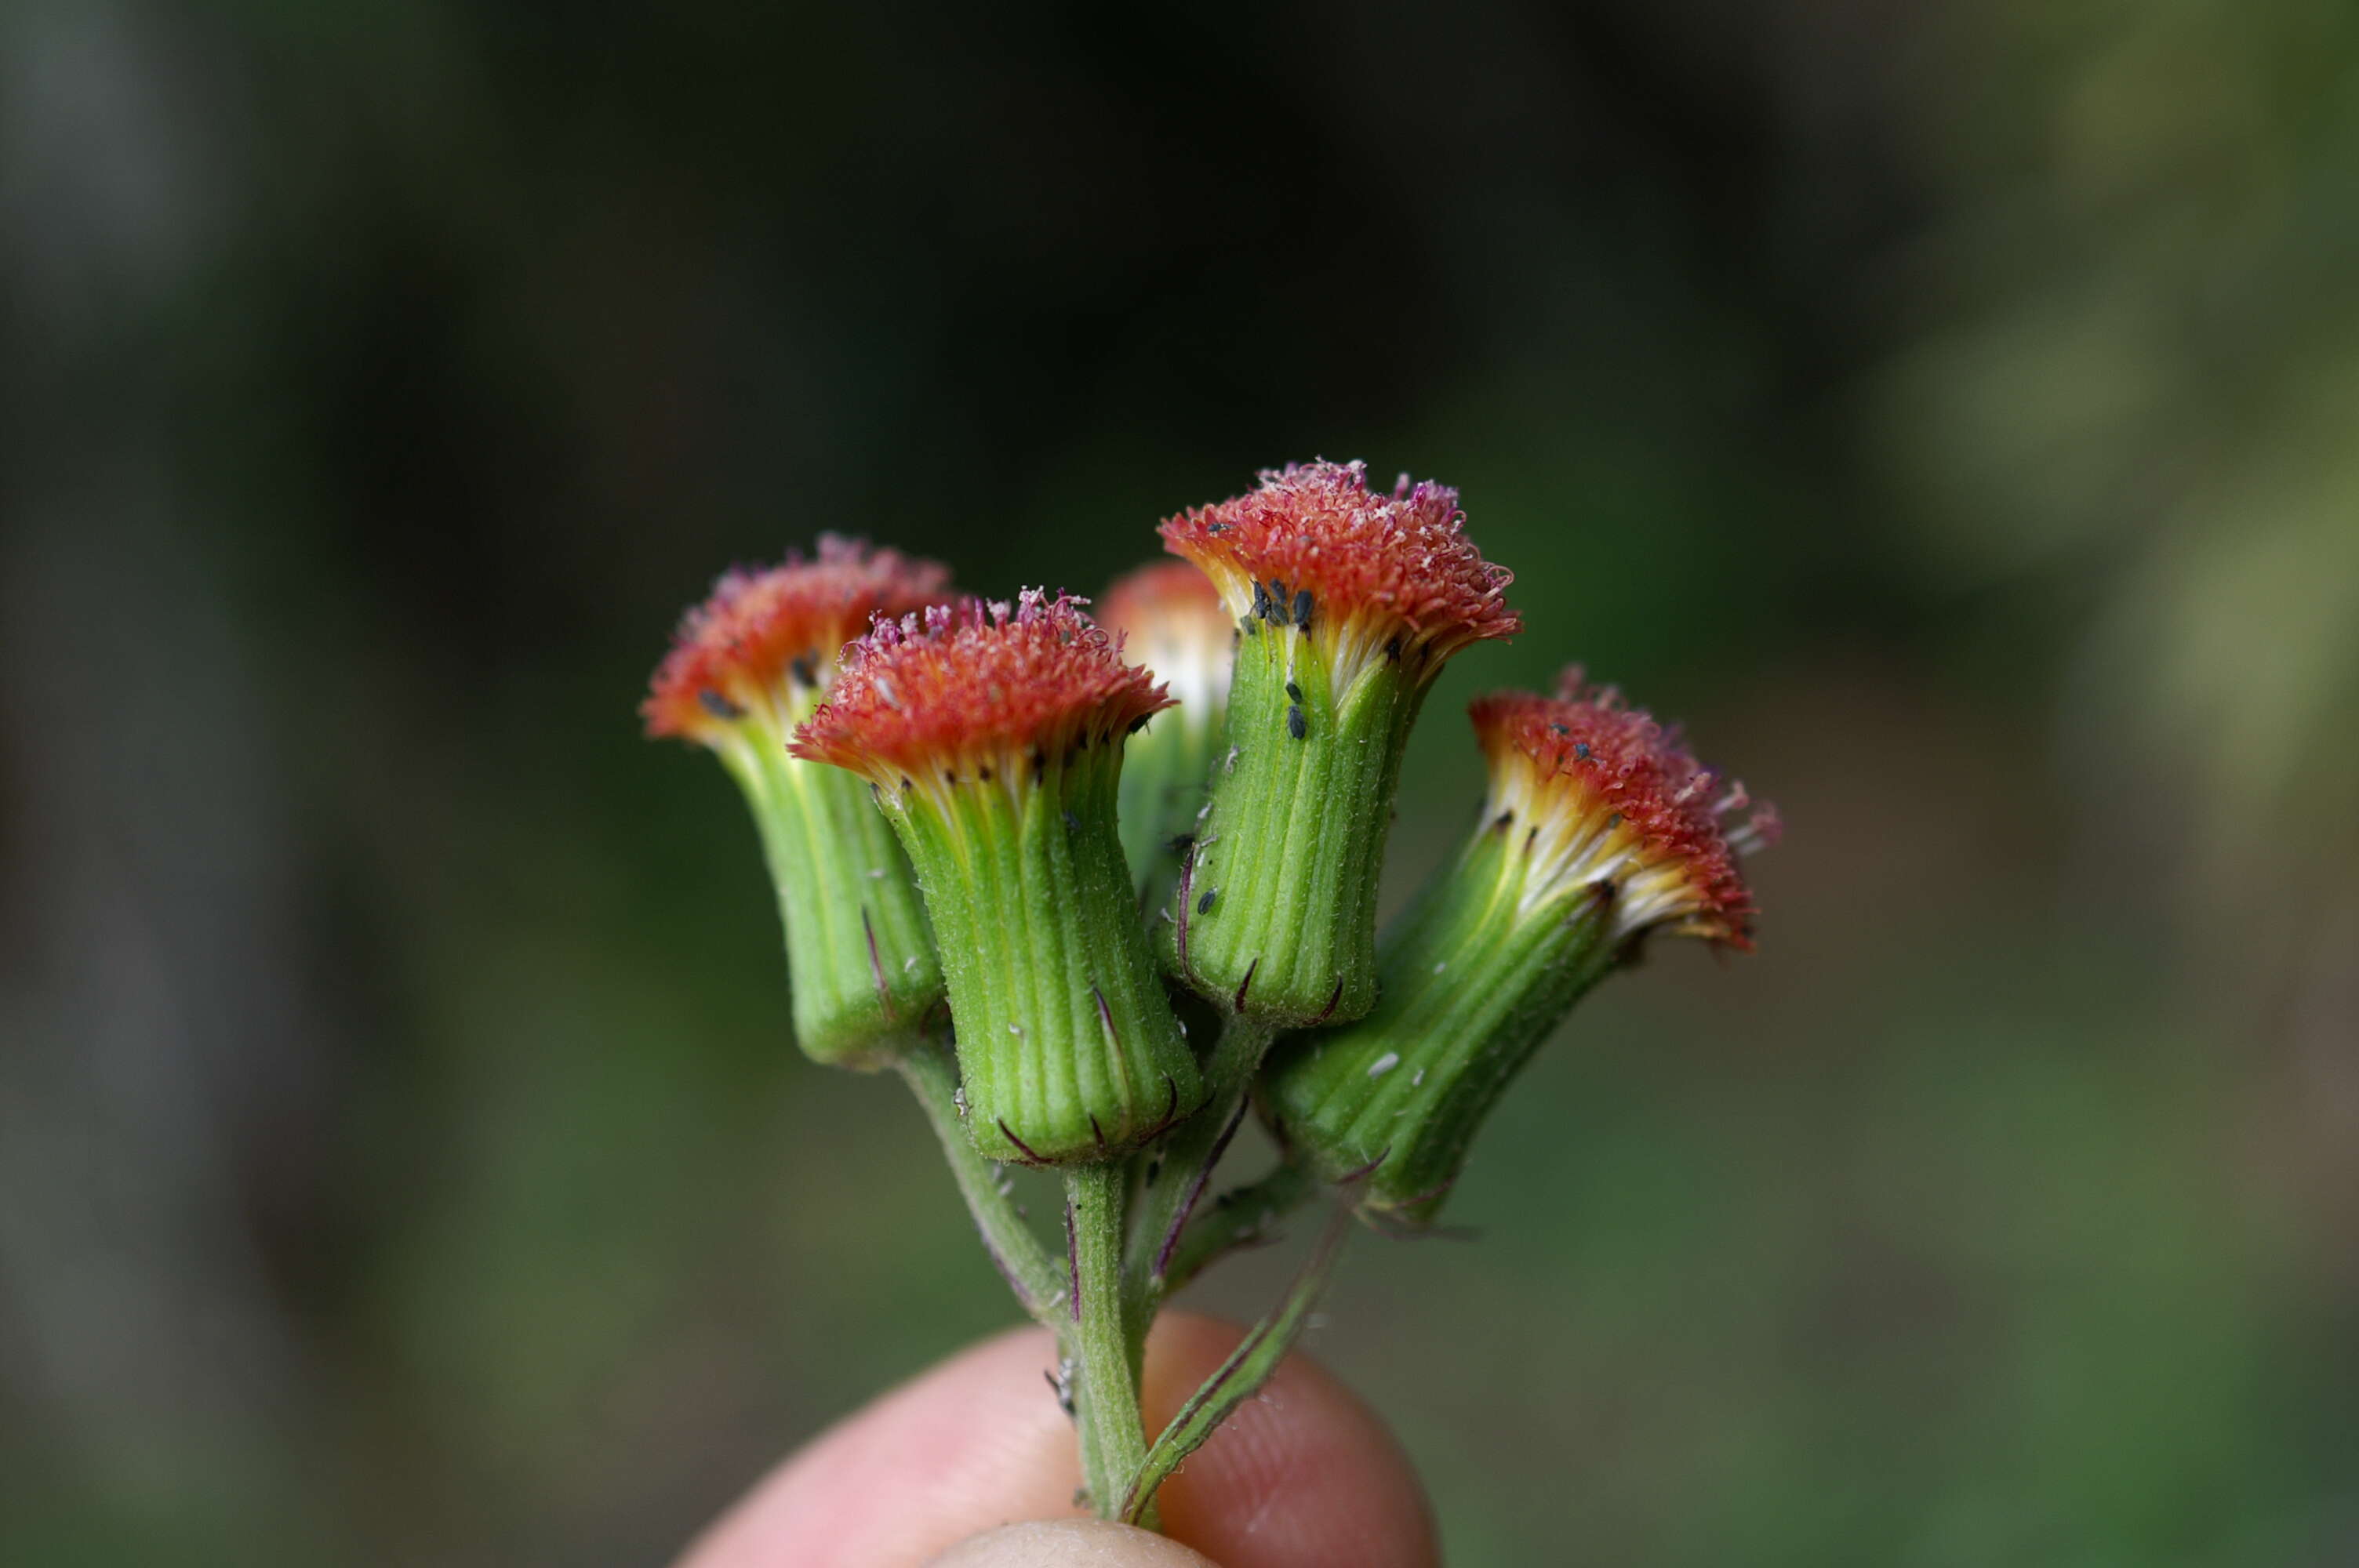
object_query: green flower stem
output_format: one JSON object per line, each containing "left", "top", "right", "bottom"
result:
{"left": 1065, "top": 1162, "right": 1150, "bottom": 1523}
{"left": 892, "top": 1040, "right": 1064, "bottom": 1323}
{"left": 1119, "top": 1196, "right": 1353, "bottom": 1526}
{"left": 1121, "top": 1014, "right": 1278, "bottom": 1363}
{"left": 1160, "top": 1157, "right": 1319, "bottom": 1298}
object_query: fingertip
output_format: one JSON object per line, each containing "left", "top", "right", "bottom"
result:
{"left": 929, "top": 1519, "right": 1219, "bottom": 1567}
{"left": 676, "top": 1323, "right": 1080, "bottom": 1567}
{"left": 677, "top": 1310, "right": 1438, "bottom": 1568}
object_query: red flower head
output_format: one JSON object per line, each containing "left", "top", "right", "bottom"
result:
{"left": 642, "top": 536, "right": 954, "bottom": 743}
{"left": 791, "top": 590, "right": 1174, "bottom": 800}
{"left": 1159, "top": 459, "right": 1520, "bottom": 689}
{"left": 1469, "top": 669, "right": 1779, "bottom": 948}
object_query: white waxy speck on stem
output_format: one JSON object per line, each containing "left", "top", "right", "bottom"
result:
{"left": 1367, "top": 1051, "right": 1401, "bottom": 1079}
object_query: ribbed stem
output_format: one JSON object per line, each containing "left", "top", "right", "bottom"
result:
{"left": 1065, "top": 1163, "right": 1150, "bottom": 1523}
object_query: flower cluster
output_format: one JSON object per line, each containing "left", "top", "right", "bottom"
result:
{"left": 643, "top": 462, "right": 1775, "bottom": 1530}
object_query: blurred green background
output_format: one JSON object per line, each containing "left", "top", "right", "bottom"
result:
{"left": 5, "top": 2, "right": 2356, "bottom": 1563}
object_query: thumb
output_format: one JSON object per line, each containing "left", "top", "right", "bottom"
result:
{"left": 930, "top": 1519, "right": 1219, "bottom": 1566}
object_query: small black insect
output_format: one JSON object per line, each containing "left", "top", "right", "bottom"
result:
{"left": 697, "top": 689, "right": 746, "bottom": 720}
{"left": 1286, "top": 705, "right": 1307, "bottom": 740}
{"left": 790, "top": 654, "right": 820, "bottom": 688}
{"left": 1127, "top": 712, "right": 1152, "bottom": 734}
{"left": 1292, "top": 588, "right": 1312, "bottom": 628}
{"left": 1574, "top": 742, "right": 1591, "bottom": 761}
{"left": 1285, "top": 681, "right": 1303, "bottom": 702}
{"left": 1197, "top": 887, "right": 1217, "bottom": 915}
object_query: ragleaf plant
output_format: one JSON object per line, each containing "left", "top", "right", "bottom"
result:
{"left": 645, "top": 465, "right": 1775, "bottom": 1534}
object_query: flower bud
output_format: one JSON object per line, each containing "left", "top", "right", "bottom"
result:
{"left": 793, "top": 591, "right": 1207, "bottom": 1164}
{"left": 1260, "top": 671, "right": 1779, "bottom": 1225}
{"left": 1100, "top": 561, "right": 1234, "bottom": 902}
{"left": 644, "top": 538, "right": 954, "bottom": 1067}
{"left": 1157, "top": 460, "right": 1518, "bottom": 1023}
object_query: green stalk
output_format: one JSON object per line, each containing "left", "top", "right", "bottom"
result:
{"left": 1119, "top": 1197, "right": 1353, "bottom": 1525}
{"left": 893, "top": 1040, "right": 1064, "bottom": 1323}
{"left": 1121, "top": 1014, "right": 1277, "bottom": 1365}
{"left": 1159, "top": 1158, "right": 1318, "bottom": 1298}
{"left": 1065, "top": 1163, "right": 1150, "bottom": 1522}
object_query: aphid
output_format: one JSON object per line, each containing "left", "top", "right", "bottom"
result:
{"left": 1285, "top": 680, "right": 1303, "bottom": 702}
{"left": 1197, "top": 887, "right": 1217, "bottom": 915}
{"left": 1251, "top": 579, "right": 1270, "bottom": 619}
{"left": 1574, "top": 742, "right": 1591, "bottom": 761}
{"left": 790, "top": 654, "right": 820, "bottom": 688}
{"left": 1266, "top": 580, "right": 1291, "bottom": 625}
{"left": 697, "top": 689, "right": 746, "bottom": 720}
{"left": 1286, "top": 705, "right": 1307, "bottom": 740}
{"left": 1292, "top": 588, "right": 1312, "bottom": 628}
